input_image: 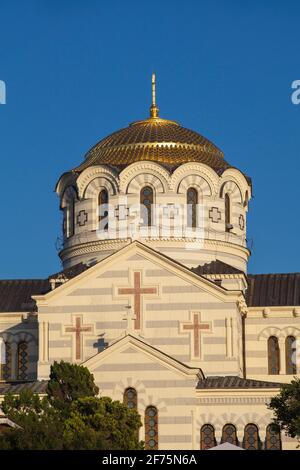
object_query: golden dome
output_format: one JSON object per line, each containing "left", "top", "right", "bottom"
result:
{"left": 73, "top": 75, "right": 229, "bottom": 173}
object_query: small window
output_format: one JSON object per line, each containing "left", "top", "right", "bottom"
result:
{"left": 17, "top": 342, "right": 29, "bottom": 380}
{"left": 221, "top": 423, "right": 238, "bottom": 446}
{"left": 225, "top": 193, "right": 231, "bottom": 231}
{"left": 145, "top": 406, "right": 158, "bottom": 450}
{"left": 187, "top": 188, "right": 198, "bottom": 228}
{"left": 243, "top": 423, "right": 260, "bottom": 450}
{"left": 286, "top": 336, "right": 296, "bottom": 374}
{"left": 123, "top": 387, "right": 137, "bottom": 409}
{"left": 265, "top": 424, "right": 281, "bottom": 450}
{"left": 268, "top": 336, "right": 280, "bottom": 375}
{"left": 140, "top": 186, "right": 153, "bottom": 226}
{"left": 200, "top": 424, "right": 216, "bottom": 450}
{"left": 2, "top": 342, "right": 11, "bottom": 381}
{"left": 98, "top": 189, "right": 109, "bottom": 230}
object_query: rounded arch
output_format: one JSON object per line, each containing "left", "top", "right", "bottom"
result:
{"left": 83, "top": 176, "right": 117, "bottom": 199}
{"left": 61, "top": 186, "right": 77, "bottom": 209}
{"left": 177, "top": 174, "right": 212, "bottom": 196}
{"left": 123, "top": 387, "right": 137, "bottom": 409}
{"left": 243, "top": 423, "right": 260, "bottom": 450}
{"left": 77, "top": 166, "right": 119, "bottom": 198}
{"left": 171, "top": 162, "right": 218, "bottom": 194}
{"left": 258, "top": 326, "right": 282, "bottom": 341}
{"left": 285, "top": 335, "right": 297, "bottom": 375}
{"left": 220, "top": 180, "right": 243, "bottom": 204}
{"left": 125, "top": 172, "right": 165, "bottom": 195}
{"left": 265, "top": 424, "right": 281, "bottom": 450}
{"left": 200, "top": 424, "right": 216, "bottom": 450}
{"left": 145, "top": 405, "right": 158, "bottom": 450}
{"left": 119, "top": 162, "right": 170, "bottom": 194}
{"left": 221, "top": 423, "right": 238, "bottom": 446}
{"left": 220, "top": 168, "right": 251, "bottom": 202}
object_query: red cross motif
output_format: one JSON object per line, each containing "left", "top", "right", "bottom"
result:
{"left": 118, "top": 272, "right": 157, "bottom": 330}
{"left": 65, "top": 317, "right": 92, "bottom": 360}
{"left": 181, "top": 313, "right": 211, "bottom": 358}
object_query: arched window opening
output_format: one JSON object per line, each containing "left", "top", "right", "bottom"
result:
{"left": 200, "top": 424, "right": 216, "bottom": 450}
{"left": 187, "top": 188, "right": 198, "bottom": 228}
{"left": 286, "top": 335, "right": 296, "bottom": 374}
{"left": 243, "top": 424, "right": 260, "bottom": 450}
{"left": 1, "top": 342, "right": 11, "bottom": 381}
{"left": 268, "top": 336, "right": 280, "bottom": 375}
{"left": 265, "top": 424, "right": 281, "bottom": 450}
{"left": 98, "top": 189, "right": 109, "bottom": 230}
{"left": 65, "top": 198, "right": 75, "bottom": 238}
{"left": 225, "top": 193, "right": 231, "bottom": 232}
{"left": 145, "top": 406, "right": 158, "bottom": 450}
{"left": 17, "top": 342, "right": 29, "bottom": 381}
{"left": 221, "top": 423, "right": 238, "bottom": 446}
{"left": 140, "top": 186, "right": 153, "bottom": 227}
{"left": 123, "top": 387, "right": 137, "bottom": 409}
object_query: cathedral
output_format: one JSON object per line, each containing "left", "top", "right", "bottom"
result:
{"left": 0, "top": 76, "right": 299, "bottom": 450}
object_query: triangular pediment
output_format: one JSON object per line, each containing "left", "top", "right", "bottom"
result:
{"left": 33, "top": 241, "right": 240, "bottom": 306}
{"left": 82, "top": 334, "right": 204, "bottom": 379}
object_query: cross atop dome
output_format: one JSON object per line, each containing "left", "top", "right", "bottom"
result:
{"left": 150, "top": 73, "right": 159, "bottom": 119}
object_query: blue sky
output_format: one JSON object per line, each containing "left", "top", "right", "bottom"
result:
{"left": 0, "top": 0, "right": 300, "bottom": 278}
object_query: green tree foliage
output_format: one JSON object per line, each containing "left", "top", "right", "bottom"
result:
{"left": 64, "top": 397, "right": 143, "bottom": 450}
{"left": 0, "top": 361, "right": 142, "bottom": 450}
{"left": 269, "top": 377, "right": 300, "bottom": 442}
{"left": 47, "top": 360, "right": 99, "bottom": 414}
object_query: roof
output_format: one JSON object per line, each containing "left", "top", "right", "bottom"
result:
{"left": 0, "top": 279, "right": 51, "bottom": 312}
{"left": 192, "top": 260, "right": 244, "bottom": 276}
{"left": 0, "top": 381, "right": 48, "bottom": 395}
{"left": 247, "top": 273, "right": 300, "bottom": 307}
{"left": 196, "top": 375, "right": 283, "bottom": 389}
{"left": 73, "top": 115, "right": 231, "bottom": 174}
{"left": 0, "top": 263, "right": 89, "bottom": 313}
{"left": 48, "top": 262, "right": 89, "bottom": 281}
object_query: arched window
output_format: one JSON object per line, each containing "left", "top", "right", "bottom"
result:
{"left": 17, "top": 342, "right": 29, "bottom": 380}
{"left": 65, "top": 198, "right": 74, "bottom": 238}
{"left": 265, "top": 424, "right": 281, "bottom": 450}
{"left": 200, "top": 424, "right": 216, "bottom": 450}
{"left": 145, "top": 406, "right": 158, "bottom": 450}
{"left": 123, "top": 387, "right": 137, "bottom": 409}
{"left": 221, "top": 423, "right": 238, "bottom": 446}
{"left": 286, "top": 336, "right": 296, "bottom": 374}
{"left": 187, "top": 187, "right": 198, "bottom": 228}
{"left": 98, "top": 189, "right": 109, "bottom": 230}
{"left": 1, "top": 342, "right": 11, "bottom": 381}
{"left": 268, "top": 336, "right": 280, "bottom": 375}
{"left": 140, "top": 186, "right": 153, "bottom": 227}
{"left": 243, "top": 424, "right": 260, "bottom": 450}
{"left": 225, "top": 193, "right": 231, "bottom": 232}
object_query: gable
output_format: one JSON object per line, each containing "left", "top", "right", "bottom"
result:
{"left": 34, "top": 242, "right": 239, "bottom": 308}
{"left": 83, "top": 335, "right": 202, "bottom": 380}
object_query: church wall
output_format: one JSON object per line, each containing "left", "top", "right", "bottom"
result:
{"left": 36, "top": 249, "right": 244, "bottom": 380}
{"left": 245, "top": 307, "right": 300, "bottom": 382}
{"left": 0, "top": 313, "right": 38, "bottom": 381}
{"left": 195, "top": 389, "right": 298, "bottom": 450}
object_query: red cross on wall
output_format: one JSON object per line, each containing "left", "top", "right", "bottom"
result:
{"left": 118, "top": 272, "right": 157, "bottom": 330}
{"left": 181, "top": 313, "right": 211, "bottom": 358}
{"left": 65, "top": 317, "right": 92, "bottom": 361}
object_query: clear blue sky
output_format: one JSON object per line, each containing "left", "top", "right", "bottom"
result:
{"left": 0, "top": 0, "right": 300, "bottom": 279}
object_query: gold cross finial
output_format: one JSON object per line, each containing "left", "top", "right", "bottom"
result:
{"left": 150, "top": 73, "right": 159, "bottom": 118}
